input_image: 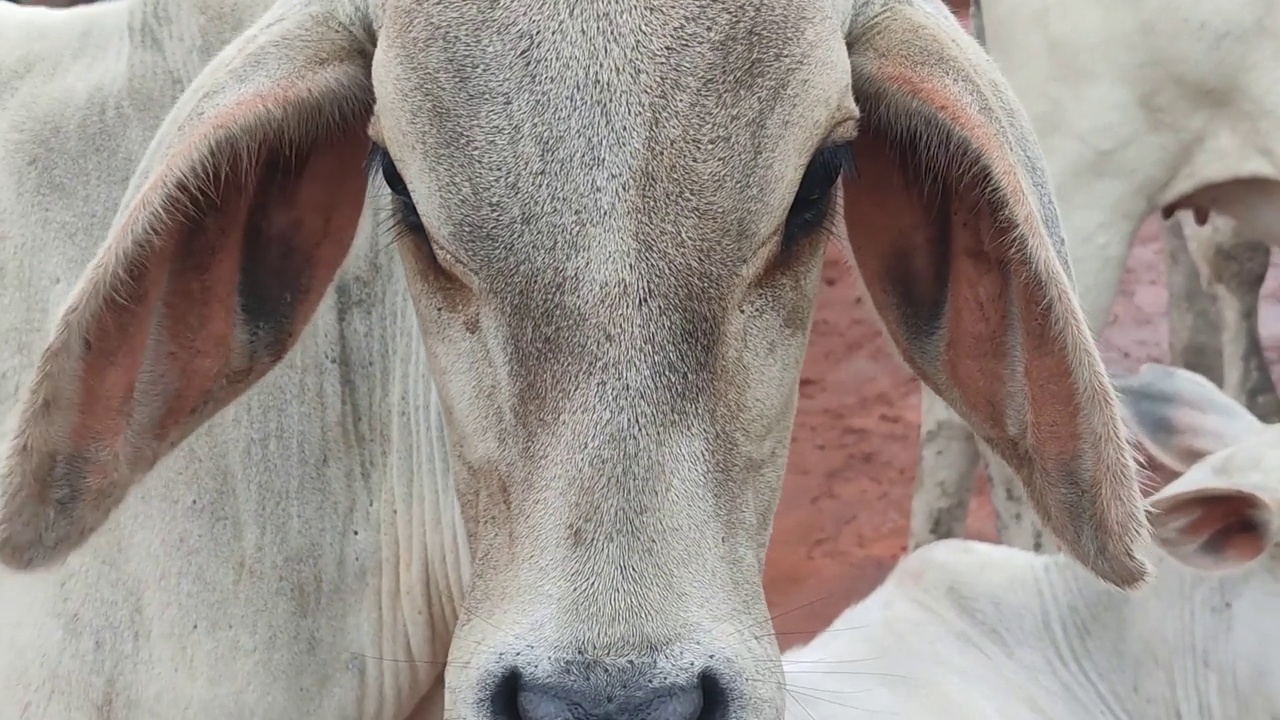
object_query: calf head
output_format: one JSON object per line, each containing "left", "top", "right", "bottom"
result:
{"left": 0, "top": 0, "right": 1150, "bottom": 716}
{"left": 1115, "top": 362, "right": 1280, "bottom": 573}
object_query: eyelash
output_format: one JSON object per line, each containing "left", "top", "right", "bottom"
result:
{"left": 782, "top": 143, "right": 858, "bottom": 247}
{"left": 367, "top": 145, "right": 425, "bottom": 236}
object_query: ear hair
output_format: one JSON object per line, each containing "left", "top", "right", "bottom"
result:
{"left": 0, "top": 6, "right": 374, "bottom": 569}
{"left": 839, "top": 1, "right": 1150, "bottom": 588}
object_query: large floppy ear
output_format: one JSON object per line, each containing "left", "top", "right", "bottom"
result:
{"left": 838, "top": 0, "right": 1150, "bottom": 588}
{"left": 0, "top": 4, "right": 375, "bottom": 569}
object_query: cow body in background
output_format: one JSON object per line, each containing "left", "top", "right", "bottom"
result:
{"left": 913, "top": 0, "right": 1280, "bottom": 554}
{"left": 793, "top": 363, "right": 1280, "bottom": 719}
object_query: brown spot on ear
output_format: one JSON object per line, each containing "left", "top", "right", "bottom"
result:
{"left": 843, "top": 136, "right": 951, "bottom": 376}
{"left": 238, "top": 141, "right": 366, "bottom": 365}
{"left": 889, "top": 169, "right": 953, "bottom": 341}
{"left": 846, "top": 130, "right": 1014, "bottom": 440}
{"left": 239, "top": 148, "right": 308, "bottom": 365}
{"left": 938, "top": 179, "right": 1012, "bottom": 440}
{"left": 843, "top": 113, "right": 1143, "bottom": 584}
{"left": 1149, "top": 490, "right": 1272, "bottom": 571}
{"left": 1016, "top": 276, "right": 1081, "bottom": 480}
{"left": 57, "top": 125, "right": 370, "bottom": 516}
{"left": 51, "top": 453, "right": 91, "bottom": 513}
{"left": 70, "top": 239, "right": 177, "bottom": 463}
{"left": 0, "top": 20, "right": 376, "bottom": 571}
{"left": 1159, "top": 493, "right": 1267, "bottom": 552}
{"left": 844, "top": 2, "right": 1151, "bottom": 587}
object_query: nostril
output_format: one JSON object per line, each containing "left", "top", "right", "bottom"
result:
{"left": 654, "top": 677, "right": 704, "bottom": 720}
{"left": 500, "top": 665, "right": 724, "bottom": 720}
{"left": 697, "top": 670, "right": 728, "bottom": 720}
{"left": 489, "top": 668, "right": 522, "bottom": 720}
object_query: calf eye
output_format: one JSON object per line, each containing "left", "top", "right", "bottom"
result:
{"left": 368, "top": 145, "right": 424, "bottom": 234}
{"left": 782, "top": 144, "right": 856, "bottom": 246}
{"left": 380, "top": 152, "right": 412, "bottom": 202}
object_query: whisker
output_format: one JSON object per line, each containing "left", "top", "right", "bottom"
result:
{"left": 785, "top": 669, "right": 912, "bottom": 681}
{"left": 720, "top": 593, "right": 837, "bottom": 651}
{"left": 768, "top": 657, "right": 883, "bottom": 666}
{"left": 766, "top": 594, "right": 836, "bottom": 624}
{"left": 774, "top": 681, "right": 876, "bottom": 697}
{"left": 347, "top": 651, "right": 458, "bottom": 668}
{"left": 768, "top": 623, "right": 872, "bottom": 638}
{"left": 784, "top": 685, "right": 820, "bottom": 720}
{"left": 780, "top": 684, "right": 888, "bottom": 715}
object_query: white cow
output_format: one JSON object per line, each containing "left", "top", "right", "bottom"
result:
{"left": 912, "top": 0, "right": 1280, "bottom": 555}
{"left": 788, "top": 362, "right": 1280, "bottom": 719}
{"left": 0, "top": 0, "right": 1151, "bottom": 717}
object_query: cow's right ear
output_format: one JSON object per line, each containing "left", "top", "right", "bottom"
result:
{"left": 0, "top": 2, "right": 375, "bottom": 571}
{"left": 1147, "top": 483, "right": 1274, "bottom": 573}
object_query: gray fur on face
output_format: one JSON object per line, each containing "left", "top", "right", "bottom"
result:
{"left": 0, "top": 0, "right": 1148, "bottom": 716}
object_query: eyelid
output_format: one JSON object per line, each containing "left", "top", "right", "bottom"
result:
{"left": 381, "top": 193, "right": 479, "bottom": 289}
{"left": 367, "top": 115, "right": 386, "bottom": 147}
{"left": 413, "top": 225, "right": 479, "bottom": 289}
{"left": 810, "top": 143, "right": 857, "bottom": 181}
{"left": 776, "top": 143, "right": 851, "bottom": 247}
{"left": 826, "top": 116, "right": 860, "bottom": 146}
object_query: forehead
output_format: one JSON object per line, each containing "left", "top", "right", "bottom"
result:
{"left": 370, "top": 0, "right": 854, "bottom": 272}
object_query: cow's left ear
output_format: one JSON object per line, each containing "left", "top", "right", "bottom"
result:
{"left": 837, "top": 0, "right": 1150, "bottom": 588}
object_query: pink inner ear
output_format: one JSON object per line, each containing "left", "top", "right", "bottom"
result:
{"left": 1204, "top": 516, "right": 1268, "bottom": 565}
{"left": 1155, "top": 493, "right": 1270, "bottom": 569}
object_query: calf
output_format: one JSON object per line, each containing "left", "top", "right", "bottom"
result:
{"left": 793, "top": 362, "right": 1280, "bottom": 719}
{"left": 914, "top": 0, "right": 1280, "bottom": 554}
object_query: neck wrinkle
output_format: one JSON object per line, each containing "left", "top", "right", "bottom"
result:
{"left": 334, "top": 218, "right": 472, "bottom": 715}
{"left": 1033, "top": 550, "right": 1244, "bottom": 719}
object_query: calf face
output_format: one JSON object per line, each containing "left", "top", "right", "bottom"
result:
{"left": 0, "top": 0, "right": 1150, "bottom": 716}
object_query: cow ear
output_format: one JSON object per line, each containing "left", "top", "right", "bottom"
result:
{"left": 839, "top": 1, "right": 1151, "bottom": 588}
{"left": 1113, "top": 363, "right": 1264, "bottom": 473}
{"left": 1112, "top": 363, "right": 1273, "bottom": 572}
{"left": 0, "top": 5, "right": 374, "bottom": 570}
{"left": 1148, "top": 486, "right": 1273, "bottom": 572}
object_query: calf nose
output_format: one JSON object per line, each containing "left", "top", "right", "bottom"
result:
{"left": 493, "top": 668, "right": 717, "bottom": 720}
